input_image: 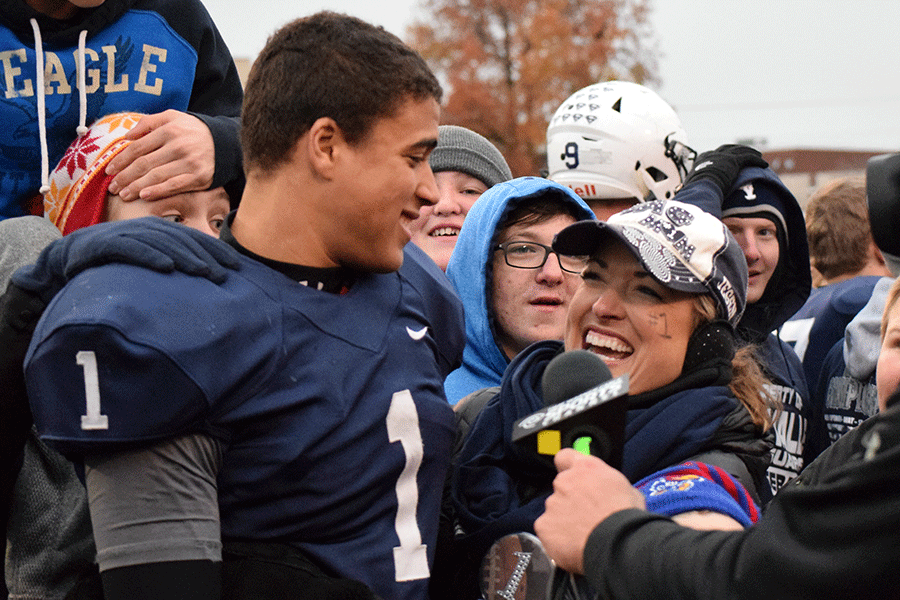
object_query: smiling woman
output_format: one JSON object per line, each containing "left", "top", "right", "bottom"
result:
{"left": 555, "top": 200, "right": 775, "bottom": 429}
{"left": 436, "top": 199, "right": 777, "bottom": 600}
{"left": 564, "top": 240, "right": 699, "bottom": 395}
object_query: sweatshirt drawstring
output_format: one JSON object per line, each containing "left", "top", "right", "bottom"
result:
{"left": 30, "top": 19, "right": 89, "bottom": 196}
{"left": 30, "top": 18, "right": 49, "bottom": 195}
{"left": 76, "top": 30, "right": 88, "bottom": 136}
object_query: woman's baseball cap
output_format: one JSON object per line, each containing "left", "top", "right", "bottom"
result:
{"left": 553, "top": 199, "right": 748, "bottom": 325}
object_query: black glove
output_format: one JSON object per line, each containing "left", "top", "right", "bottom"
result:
{"left": 682, "top": 144, "right": 769, "bottom": 195}
{"left": 11, "top": 216, "right": 242, "bottom": 303}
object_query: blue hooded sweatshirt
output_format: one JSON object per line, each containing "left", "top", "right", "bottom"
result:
{"left": 0, "top": 0, "right": 244, "bottom": 219}
{"left": 443, "top": 177, "right": 594, "bottom": 404}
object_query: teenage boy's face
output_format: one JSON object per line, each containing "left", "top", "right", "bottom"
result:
{"left": 723, "top": 216, "right": 780, "bottom": 304}
{"left": 408, "top": 170, "right": 488, "bottom": 271}
{"left": 329, "top": 97, "right": 440, "bottom": 273}
{"left": 491, "top": 213, "right": 580, "bottom": 360}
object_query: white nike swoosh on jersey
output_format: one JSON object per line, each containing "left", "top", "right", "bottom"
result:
{"left": 406, "top": 326, "right": 428, "bottom": 340}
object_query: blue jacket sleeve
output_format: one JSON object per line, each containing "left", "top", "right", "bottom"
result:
{"left": 672, "top": 180, "right": 726, "bottom": 218}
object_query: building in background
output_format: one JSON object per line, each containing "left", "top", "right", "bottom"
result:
{"left": 764, "top": 149, "right": 887, "bottom": 209}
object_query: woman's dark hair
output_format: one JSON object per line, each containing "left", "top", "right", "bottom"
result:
{"left": 694, "top": 295, "right": 777, "bottom": 430}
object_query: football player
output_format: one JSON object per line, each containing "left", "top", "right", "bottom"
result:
{"left": 21, "top": 12, "right": 463, "bottom": 600}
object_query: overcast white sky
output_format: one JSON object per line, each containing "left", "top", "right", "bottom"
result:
{"left": 202, "top": 0, "right": 900, "bottom": 154}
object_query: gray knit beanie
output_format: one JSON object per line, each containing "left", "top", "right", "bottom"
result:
{"left": 429, "top": 125, "right": 513, "bottom": 188}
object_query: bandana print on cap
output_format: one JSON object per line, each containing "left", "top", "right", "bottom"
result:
{"left": 621, "top": 227, "right": 700, "bottom": 287}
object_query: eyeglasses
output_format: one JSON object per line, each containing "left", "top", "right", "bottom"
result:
{"left": 494, "top": 241, "right": 587, "bottom": 274}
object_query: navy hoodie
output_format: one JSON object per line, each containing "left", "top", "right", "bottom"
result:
{"left": 678, "top": 169, "right": 815, "bottom": 493}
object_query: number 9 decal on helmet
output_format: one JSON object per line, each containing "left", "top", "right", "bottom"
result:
{"left": 546, "top": 81, "right": 695, "bottom": 203}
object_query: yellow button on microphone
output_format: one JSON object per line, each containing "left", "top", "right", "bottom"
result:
{"left": 536, "top": 429, "right": 561, "bottom": 455}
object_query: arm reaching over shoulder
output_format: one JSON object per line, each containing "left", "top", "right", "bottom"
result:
{"left": 102, "top": 0, "right": 245, "bottom": 203}
{"left": 636, "top": 461, "right": 760, "bottom": 530}
{"left": 535, "top": 452, "right": 750, "bottom": 599}
{"left": 105, "top": 111, "right": 217, "bottom": 202}
{"left": 675, "top": 144, "right": 769, "bottom": 217}
{"left": 533, "top": 449, "right": 645, "bottom": 574}
{"left": 681, "top": 144, "right": 768, "bottom": 196}
{"left": 535, "top": 453, "right": 758, "bottom": 580}
{"left": 12, "top": 218, "right": 241, "bottom": 304}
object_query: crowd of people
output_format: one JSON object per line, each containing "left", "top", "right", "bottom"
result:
{"left": 0, "top": 1, "right": 897, "bottom": 599}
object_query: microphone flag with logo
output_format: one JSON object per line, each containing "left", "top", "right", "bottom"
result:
{"left": 511, "top": 350, "right": 628, "bottom": 469}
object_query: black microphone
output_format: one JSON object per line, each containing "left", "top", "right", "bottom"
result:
{"left": 541, "top": 349, "right": 613, "bottom": 406}
{"left": 512, "top": 350, "right": 628, "bottom": 469}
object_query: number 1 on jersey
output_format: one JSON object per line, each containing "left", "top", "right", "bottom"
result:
{"left": 386, "top": 389, "right": 429, "bottom": 582}
{"left": 77, "top": 351, "right": 108, "bottom": 430}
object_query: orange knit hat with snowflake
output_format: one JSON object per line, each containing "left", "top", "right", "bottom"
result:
{"left": 43, "top": 113, "right": 143, "bottom": 235}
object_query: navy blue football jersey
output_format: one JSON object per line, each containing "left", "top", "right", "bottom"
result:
{"left": 25, "top": 243, "right": 464, "bottom": 600}
{"left": 780, "top": 276, "right": 881, "bottom": 389}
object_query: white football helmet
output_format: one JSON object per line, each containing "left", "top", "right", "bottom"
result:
{"left": 546, "top": 81, "right": 695, "bottom": 202}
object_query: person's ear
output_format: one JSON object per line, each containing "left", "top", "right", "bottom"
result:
{"left": 306, "top": 117, "right": 344, "bottom": 180}
{"left": 871, "top": 239, "right": 887, "bottom": 267}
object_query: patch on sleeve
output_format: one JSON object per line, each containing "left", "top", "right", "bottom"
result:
{"left": 635, "top": 461, "right": 760, "bottom": 527}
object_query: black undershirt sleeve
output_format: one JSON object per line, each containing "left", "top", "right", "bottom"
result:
{"left": 101, "top": 560, "right": 220, "bottom": 600}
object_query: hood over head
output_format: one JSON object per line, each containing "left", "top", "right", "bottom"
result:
{"left": 443, "top": 176, "right": 594, "bottom": 403}
{"left": 724, "top": 167, "right": 810, "bottom": 340}
{"left": 676, "top": 166, "right": 810, "bottom": 342}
